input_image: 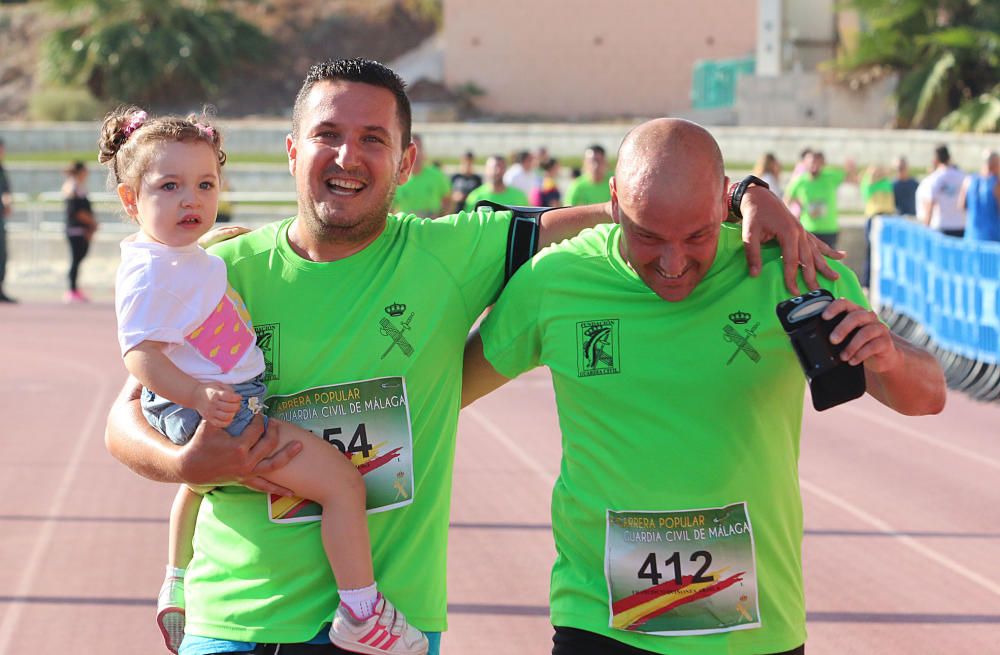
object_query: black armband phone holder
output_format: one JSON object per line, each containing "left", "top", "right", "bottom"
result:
{"left": 474, "top": 200, "right": 552, "bottom": 285}
{"left": 775, "top": 289, "right": 866, "bottom": 411}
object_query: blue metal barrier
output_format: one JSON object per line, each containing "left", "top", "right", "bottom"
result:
{"left": 871, "top": 217, "right": 1000, "bottom": 401}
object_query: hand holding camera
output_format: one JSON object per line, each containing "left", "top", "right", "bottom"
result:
{"left": 776, "top": 289, "right": 867, "bottom": 411}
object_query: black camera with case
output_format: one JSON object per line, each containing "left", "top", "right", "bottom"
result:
{"left": 775, "top": 289, "right": 866, "bottom": 411}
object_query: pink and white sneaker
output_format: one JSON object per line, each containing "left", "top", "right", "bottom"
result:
{"left": 63, "top": 289, "right": 89, "bottom": 303}
{"left": 156, "top": 575, "right": 185, "bottom": 653}
{"left": 330, "top": 594, "right": 428, "bottom": 655}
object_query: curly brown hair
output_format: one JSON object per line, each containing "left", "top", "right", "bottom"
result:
{"left": 98, "top": 105, "right": 227, "bottom": 193}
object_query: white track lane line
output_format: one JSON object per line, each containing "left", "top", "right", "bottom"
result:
{"left": 464, "top": 406, "right": 557, "bottom": 486}
{"left": 468, "top": 404, "right": 1000, "bottom": 600}
{"left": 0, "top": 358, "right": 115, "bottom": 655}
{"left": 839, "top": 403, "right": 1000, "bottom": 472}
{"left": 800, "top": 479, "right": 1000, "bottom": 598}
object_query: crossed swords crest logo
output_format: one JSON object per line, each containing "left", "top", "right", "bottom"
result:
{"left": 723, "top": 310, "right": 761, "bottom": 365}
{"left": 380, "top": 303, "right": 415, "bottom": 359}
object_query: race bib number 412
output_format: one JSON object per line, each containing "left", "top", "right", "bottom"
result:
{"left": 265, "top": 377, "right": 415, "bottom": 522}
{"left": 605, "top": 503, "right": 761, "bottom": 636}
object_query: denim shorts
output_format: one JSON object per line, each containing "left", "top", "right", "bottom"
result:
{"left": 141, "top": 374, "right": 267, "bottom": 445}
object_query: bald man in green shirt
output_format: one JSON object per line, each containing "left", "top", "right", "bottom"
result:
{"left": 463, "top": 119, "right": 945, "bottom": 655}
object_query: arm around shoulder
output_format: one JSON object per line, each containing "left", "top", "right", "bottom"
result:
{"left": 462, "top": 329, "right": 513, "bottom": 408}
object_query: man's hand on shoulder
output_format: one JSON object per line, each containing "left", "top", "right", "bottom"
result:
{"left": 739, "top": 185, "right": 843, "bottom": 295}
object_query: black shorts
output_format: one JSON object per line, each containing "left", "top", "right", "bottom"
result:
{"left": 552, "top": 626, "right": 805, "bottom": 655}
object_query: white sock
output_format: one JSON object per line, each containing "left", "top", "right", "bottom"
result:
{"left": 338, "top": 582, "right": 378, "bottom": 620}
{"left": 166, "top": 566, "right": 186, "bottom": 579}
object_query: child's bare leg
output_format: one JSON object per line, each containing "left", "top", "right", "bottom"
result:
{"left": 158, "top": 485, "right": 202, "bottom": 654}
{"left": 262, "top": 419, "right": 374, "bottom": 589}
{"left": 263, "top": 420, "right": 428, "bottom": 654}
{"left": 168, "top": 485, "right": 203, "bottom": 569}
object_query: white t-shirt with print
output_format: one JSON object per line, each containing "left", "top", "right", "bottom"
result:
{"left": 115, "top": 237, "right": 265, "bottom": 385}
{"left": 922, "top": 166, "right": 967, "bottom": 231}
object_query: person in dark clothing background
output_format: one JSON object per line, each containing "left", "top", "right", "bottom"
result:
{"left": 892, "top": 156, "right": 919, "bottom": 217}
{"left": 0, "top": 138, "right": 15, "bottom": 303}
{"left": 62, "top": 161, "right": 98, "bottom": 302}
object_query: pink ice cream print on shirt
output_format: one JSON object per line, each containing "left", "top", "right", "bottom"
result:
{"left": 185, "top": 285, "right": 254, "bottom": 373}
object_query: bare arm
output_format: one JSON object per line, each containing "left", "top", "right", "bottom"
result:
{"left": 462, "top": 329, "right": 514, "bottom": 408}
{"left": 105, "top": 376, "right": 302, "bottom": 492}
{"left": 921, "top": 195, "right": 935, "bottom": 226}
{"left": 824, "top": 299, "right": 946, "bottom": 416}
{"left": 957, "top": 177, "right": 969, "bottom": 211}
{"left": 536, "top": 201, "right": 612, "bottom": 247}
{"left": 737, "top": 186, "right": 841, "bottom": 294}
{"left": 124, "top": 342, "right": 241, "bottom": 427}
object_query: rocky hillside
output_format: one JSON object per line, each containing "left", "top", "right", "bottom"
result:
{"left": 0, "top": 0, "right": 438, "bottom": 120}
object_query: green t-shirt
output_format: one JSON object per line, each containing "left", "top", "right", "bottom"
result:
{"left": 393, "top": 164, "right": 451, "bottom": 216}
{"left": 479, "top": 223, "right": 866, "bottom": 655}
{"left": 188, "top": 209, "right": 512, "bottom": 642}
{"left": 463, "top": 184, "right": 529, "bottom": 211}
{"left": 565, "top": 175, "right": 611, "bottom": 206}
{"left": 785, "top": 168, "right": 846, "bottom": 234}
{"left": 860, "top": 174, "right": 895, "bottom": 217}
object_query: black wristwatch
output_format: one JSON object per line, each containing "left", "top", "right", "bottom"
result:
{"left": 727, "top": 175, "right": 770, "bottom": 221}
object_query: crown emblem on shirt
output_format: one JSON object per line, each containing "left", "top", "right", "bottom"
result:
{"left": 385, "top": 302, "right": 406, "bottom": 317}
{"left": 729, "top": 311, "right": 751, "bottom": 325}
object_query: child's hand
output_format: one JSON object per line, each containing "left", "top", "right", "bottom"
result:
{"left": 199, "top": 225, "right": 251, "bottom": 249}
{"left": 193, "top": 382, "right": 241, "bottom": 427}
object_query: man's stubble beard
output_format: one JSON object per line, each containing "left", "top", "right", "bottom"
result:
{"left": 301, "top": 179, "right": 399, "bottom": 247}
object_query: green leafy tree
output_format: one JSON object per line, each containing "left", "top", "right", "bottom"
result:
{"left": 834, "top": 0, "right": 1000, "bottom": 131}
{"left": 43, "top": 0, "right": 272, "bottom": 107}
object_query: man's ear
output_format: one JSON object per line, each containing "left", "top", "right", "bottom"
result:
{"left": 721, "top": 175, "right": 731, "bottom": 218}
{"left": 610, "top": 177, "right": 621, "bottom": 225}
{"left": 117, "top": 183, "right": 139, "bottom": 218}
{"left": 286, "top": 133, "right": 297, "bottom": 178}
{"left": 396, "top": 141, "right": 417, "bottom": 186}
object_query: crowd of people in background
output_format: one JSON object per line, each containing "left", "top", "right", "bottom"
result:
{"left": 393, "top": 137, "right": 999, "bottom": 250}
{"left": 751, "top": 144, "right": 1000, "bottom": 246}
{"left": 391, "top": 139, "right": 612, "bottom": 218}
{"left": 1, "top": 134, "right": 998, "bottom": 306}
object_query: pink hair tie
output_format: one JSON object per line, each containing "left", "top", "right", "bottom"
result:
{"left": 195, "top": 123, "right": 215, "bottom": 139}
{"left": 122, "top": 111, "right": 148, "bottom": 139}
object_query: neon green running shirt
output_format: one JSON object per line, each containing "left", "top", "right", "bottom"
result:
{"left": 393, "top": 164, "right": 451, "bottom": 216}
{"left": 565, "top": 175, "right": 611, "bottom": 206}
{"left": 480, "top": 222, "right": 867, "bottom": 654}
{"left": 186, "top": 209, "right": 512, "bottom": 643}
{"left": 463, "top": 184, "right": 529, "bottom": 211}
{"left": 785, "top": 168, "right": 846, "bottom": 234}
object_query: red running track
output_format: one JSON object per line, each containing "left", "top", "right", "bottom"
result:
{"left": 1, "top": 302, "right": 998, "bottom": 654}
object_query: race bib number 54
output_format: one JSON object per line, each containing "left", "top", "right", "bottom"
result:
{"left": 605, "top": 503, "right": 761, "bottom": 636}
{"left": 265, "top": 377, "right": 415, "bottom": 522}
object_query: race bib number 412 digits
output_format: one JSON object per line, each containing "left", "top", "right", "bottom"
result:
{"left": 265, "top": 377, "right": 415, "bottom": 523}
{"left": 605, "top": 503, "right": 761, "bottom": 636}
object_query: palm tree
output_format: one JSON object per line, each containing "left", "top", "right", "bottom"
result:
{"left": 43, "top": 0, "right": 272, "bottom": 107}
{"left": 834, "top": 0, "right": 1000, "bottom": 131}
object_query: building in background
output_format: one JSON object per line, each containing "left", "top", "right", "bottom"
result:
{"left": 442, "top": 0, "right": 755, "bottom": 122}
{"left": 441, "top": 0, "right": 894, "bottom": 128}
